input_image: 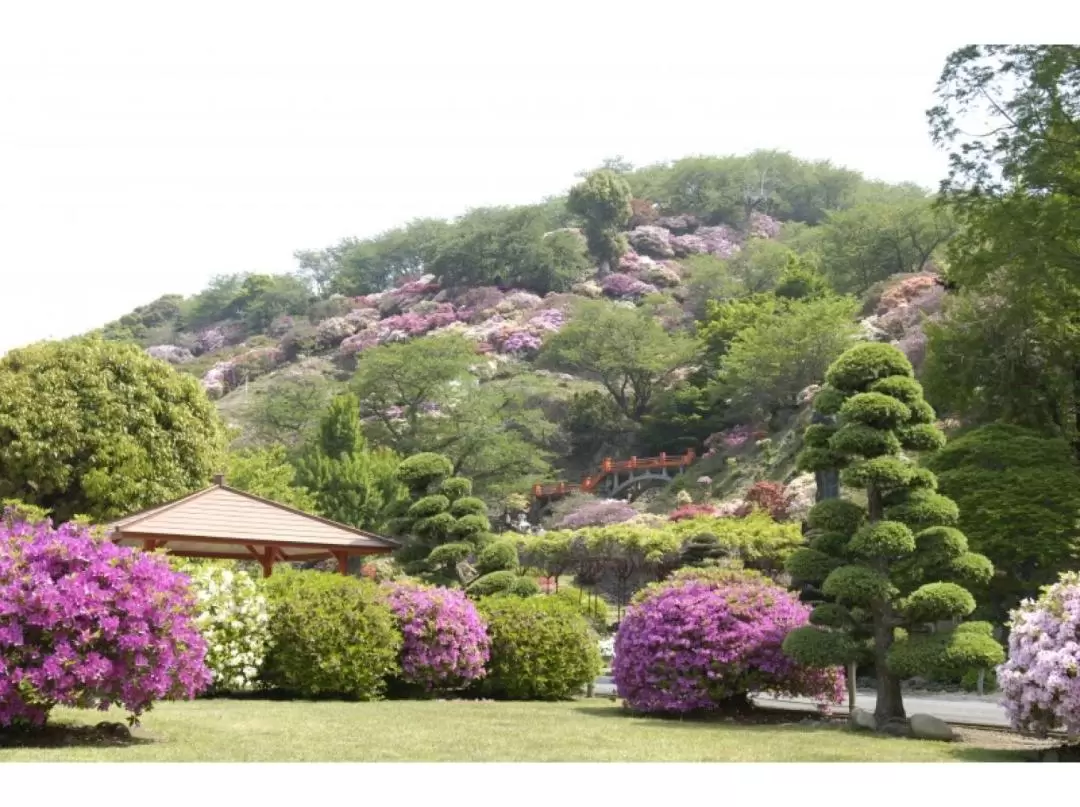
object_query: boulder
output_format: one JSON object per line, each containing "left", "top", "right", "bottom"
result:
{"left": 909, "top": 713, "right": 956, "bottom": 742}
{"left": 850, "top": 707, "right": 877, "bottom": 731}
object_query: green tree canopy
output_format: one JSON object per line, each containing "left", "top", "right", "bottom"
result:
{"left": 567, "top": 169, "right": 632, "bottom": 273}
{"left": 225, "top": 446, "right": 318, "bottom": 512}
{"left": 0, "top": 338, "right": 228, "bottom": 522}
{"left": 538, "top": 300, "right": 698, "bottom": 422}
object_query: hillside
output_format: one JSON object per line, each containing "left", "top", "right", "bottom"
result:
{"left": 89, "top": 150, "right": 950, "bottom": 517}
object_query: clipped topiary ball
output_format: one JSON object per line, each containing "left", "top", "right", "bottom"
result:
{"left": 948, "top": 552, "right": 994, "bottom": 587}
{"left": 803, "top": 423, "right": 837, "bottom": 448}
{"left": 902, "top": 582, "right": 976, "bottom": 623}
{"left": 807, "top": 499, "right": 865, "bottom": 536}
{"left": 782, "top": 625, "right": 859, "bottom": 667}
{"left": 847, "top": 520, "right": 916, "bottom": 558}
{"left": 830, "top": 423, "right": 902, "bottom": 458}
{"left": 476, "top": 595, "right": 601, "bottom": 700}
{"left": 408, "top": 495, "right": 451, "bottom": 519}
{"left": 889, "top": 621, "right": 1003, "bottom": 681}
{"left": 476, "top": 541, "right": 519, "bottom": 576}
{"left": 451, "top": 514, "right": 491, "bottom": 541}
{"left": 840, "top": 457, "right": 914, "bottom": 490}
{"left": 438, "top": 476, "right": 474, "bottom": 500}
{"left": 809, "top": 531, "right": 851, "bottom": 556}
{"left": 825, "top": 343, "right": 913, "bottom": 393}
{"left": 840, "top": 392, "right": 911, "bottom": 430}
{"left": 822, "top": 565, "right": 896, "bottom": 605}
{"left": 466, "top": 570, "right": 519, "bottom": 598}
{"left": 449, "top": 496, "right": 488, "bottom": 518}
{"left": 396, "top": 452, "right": 455, "bottom": 493}
{"left": 914, "top": 526, "right": 968, "bottom": 561}
{"left": 614, "top": 573, "right": 844, "bottom": 713}
{"left": 812, "top": 386, "right": 847, "bottom": 416}
{"left": 808, "top": 602, "right": 852, "bottom": 628}
{"left": 785, "top": 547, "right": 842, "bottom": 583}
{"left": 905, "top": 399, "right": 936, "bottom": 424}
{"left": 898, "top": 424, "right": 948, "bottom": 452}
{"left": 887, "top": 490, "right": 960, "bottom": 528}
{"left": 868, "top": 375, "right": 924, "bottom": 405}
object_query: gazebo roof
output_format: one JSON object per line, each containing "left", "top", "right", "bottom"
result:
{"left": 105, "top": 477, "right": 398, "bottom": 575}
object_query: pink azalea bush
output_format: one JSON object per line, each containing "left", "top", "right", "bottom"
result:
{"left": 696, "top": 226, "right": 742, "bottom": 259}
{"left": 998, "top": 572, "right": 1080, "bottom": 739}
{"left": 748, "top": 212, "right": 781, "bottom": 239}
{"left": 380, "top": 581, "right": 490, "bottom": 693}
{"left": 0, "top": 516, "right": 211, "bottom": 727}
{"left": 613, "top": 572, "right": 844, "bottom": 713}
{"left": 628, "top": 225, "right": 675, "bottom": 259}
{"left": 147, "top": 344, "right": 194, "bottom": 365}
{"left": 671, "top": 233, "right": 709, "bottom": 257}
{"left": 557, "top": 499, "right": 639, "bottom": 530}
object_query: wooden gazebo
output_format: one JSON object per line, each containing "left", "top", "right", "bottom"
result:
{"left": 106, "top": 475, "right": 398, "bottom": 576}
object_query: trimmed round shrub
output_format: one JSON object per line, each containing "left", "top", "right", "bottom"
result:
{"left": 261, "top": 569, "right": 401, "bottom": 700}
{"left": 869, "top": 375, "right": 924, "bottom": 405}
{"left": 613, "top": 573, "right": 844, "bottom": 713}
{"left": 809, "top": 531, "right": 850, "bottom": 556}
{"left": 890, "top": 622, "right": 1003, "bottom": 681}
{"left": 807, "top": 499, "right": 865, "bottom": 536}
{"left": 179, "top": 561, "right": 271, "bottom": 692}
{"left": 0, "top": 518, "right": 211, "bottom": 727}
{"left": 438, "top": 477, "right": 473, "bottom": 499}
{"left": 847, "top": 521, "right": 916, "bottom": 558}
{"left": 886, "top": 490, "right": 960, "bottom": 527}
{"left": 415, "top": 512, "right": 456, "bottom": 540}
{"left": 825, "top": 343, "right": 913, "bottom": 392}
{"left": 822, "top": 565, "right": 896, "bottom": 605}
{"left": 948, "top": 552, "right": 994, "bottom": 587}
{"left": 840, "top": 457, "right": 913, "bottom": 490}
{"left": 898, "top": 424, "right": 947, "bottom": 452}
{"left": 408, "top": 495, "right": 451, "bottom": 519}
{"left": 914, "top": 526, "right": 968, "bottom": 561}
{"left": 808, "top": 603, "right": 852, "bottom": 628}
{"left": 811, "top": 386, "right": 846, "bottom": 415}
{"left": 476, "top": 541, "right": 519, "bottom": 575}
{"left": 466, "top": 570, "right": 519, "bottom": 598}
{"left": 508, "top": 577, "right": 542, "bottom": 597}
{"left": 449, "top": 496, "right": 488, "bottom": 518}
{"left": 902, "top": 582, "right": 976, "bottom": 623}
{"left": 396, "top": 453, "right": 454, "bottom": 492}
{"left": 829, "top": 423, "right": 902, "bottom": 458}
{"left": 907, "top": 466, "right": 938, "bottom": 490}
{"left": 905, "top": 399, "right": 936, "bottom": 424}
{"left": 840, "top": 392, "right": 911, "bottom": 430}
{"left": 426, "top": 542, "right": 473, "bottom": 567}
{"left": 796, "top": 445, "right": 848, "bottom": 473}
{"left": 782, "top": 626, "right": 859, "bottom": 667}
{"left": 380, "top": 581, "right": 490, "bottom": 693}
{"left": 803, "top": 423, "right": 837, "bottom": 448}
{"left": 785, "top": 548, "right": 841, "bottom": 583}
{"left": 450, "top": 514, "right": 491, "bottom": 540}
{"left": 998, "top": 572, "right": 1080, "bottom": 737}
{"left": 476, "top": 595, "right": 602, "bottom": 700}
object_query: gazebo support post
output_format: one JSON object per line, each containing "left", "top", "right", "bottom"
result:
{"left": 259, "top": 547, "right": 276, "bottom": 578}
{"left": 334, "top": 551, "right": 349, "bottom": 575}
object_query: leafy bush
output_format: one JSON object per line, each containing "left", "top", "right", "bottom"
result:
{"left": 260, "top": 569, "right": 401, "bottom": 700}
{"left": 466, "top": 570, "right": 520, "bottom": 598}
{"left": 743, "top": 481, "right": 793, "bottom": 521}
{"left": 178, "top": 561, "right": 272, "bottom": 692}
{"left": 998, "top": 572, "right": 1080, "bottom": 738}
{"left": 475, "top": 595, "right": 602, "bottom": 700}
{"left": 613, "top": 572, "right": 844, "bottom": 713}
{"left": 667, "top": 513, "right": 804, "bottom": 571}
{"left": 0, "top": 518, "right": 211, "bottom": 727}
{"left": 476, "top": 541, "right": 519, "bottom": 576}
{"left": 380, "top": 581, "right": 490, "bottom": 693}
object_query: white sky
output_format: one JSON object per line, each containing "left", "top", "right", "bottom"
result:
{"left": 0, "top": 2, "right": 1012, "bottom": 354}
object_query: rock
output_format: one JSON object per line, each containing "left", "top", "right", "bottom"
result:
{"left": 850, "top": 707, "right": 877, "bottom": 731}
{"left": 909, "top": 713, "right": 955, "bottom": 742}
{"left": 880, "top": 718, "right": 911, "bottom": 738}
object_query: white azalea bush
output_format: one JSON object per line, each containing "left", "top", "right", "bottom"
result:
{"left": 178, "top": 560, "right": 272, "bottom": 692}
{"left": 598, "top": 636, "right": 616, "bottom": 664}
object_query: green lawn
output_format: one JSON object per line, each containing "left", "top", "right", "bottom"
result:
{"left": 0, "top": 699, "right": 1031, "bottom": 762}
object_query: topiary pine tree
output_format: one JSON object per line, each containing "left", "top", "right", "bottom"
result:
{"left": 389, "top": 452, "right": 506, "bottom": 587}
{"left": 782, "top": 343, "right": 1003, "bottom": 726}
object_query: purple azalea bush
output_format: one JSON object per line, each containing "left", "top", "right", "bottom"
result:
{"left": 557, "top": 499, "right": 638, "bottom": 530}
{"left": 601, "top": 273, "right": 658, "bottom": 300}
{"left": 998, "top": 572, "right": 1080, "bottom": 739}
{"left": 0, "top": 517, "right": 211, "bottom": 727}
{"left": 380, "top": 581, "right": 490, "bottom": 692}
{"left": 613, "top": 574, "right": 844, "bottom": 713}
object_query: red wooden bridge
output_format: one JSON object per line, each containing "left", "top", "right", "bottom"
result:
{"left": 531, "top": 449, "right": 697, "bottom": 505}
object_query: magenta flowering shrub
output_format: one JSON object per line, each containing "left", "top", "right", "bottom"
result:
{"left": 557, "top": 499, "right": 639, "bottom": 530}
{"left": 526, "top": 308, "right": 565, "bottom": 333}
{"left": 0, "top": 517, "right": 211, "bottom": 727}
{"left": 671, "top": 233, "right": 709, "bottom": 257}
{"left": 998, "top": 572, "right": 1080, "bottom": 739}
{"left": 618, "top": 250, "right": 642, "bottom": 273}
{"left": 498, "top": 330, "right": 543, "bottom": 355}
{"left": 380, "top": 581, "right": 490, "bottom": 692}
{"left": 601, "top": 273, "right": 658, "bottom": 299}
{"left": 613, "top": 575, "right": 844, "bottom": 713}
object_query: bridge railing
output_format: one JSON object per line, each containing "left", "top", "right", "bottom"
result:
{"left": 531, "top": 449, "right": 696, "bottom": 499}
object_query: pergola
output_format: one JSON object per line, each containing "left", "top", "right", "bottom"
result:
{"left": 106, "top": 476, "right": 398, "bottom": 576}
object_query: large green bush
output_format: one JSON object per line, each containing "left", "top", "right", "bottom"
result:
{"left": 475, "top": 595, "right": 602, "bottom": 700}
{"left": 260, "top": 569, "right": 402, "bottom": 699}
{"left": 924, "top": 423, "right": 1080, "bottom": 621}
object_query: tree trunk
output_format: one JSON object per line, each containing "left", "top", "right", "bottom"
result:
{"left": 872, "top": 612, "right": 905, "bottom": 723}
{"left": 847, "top": 661, "right": 857, "bottom": 711}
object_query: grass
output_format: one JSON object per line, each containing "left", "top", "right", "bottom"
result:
{"left": 0, "top": 699, "right": 1032, "bottom": 762}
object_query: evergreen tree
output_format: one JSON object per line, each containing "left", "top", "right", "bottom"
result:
{"left": 782, "top": 343, "right": 1002, "bottom": 725}
{"left": 567, "top": 169, "right": 633, "bottom": 275}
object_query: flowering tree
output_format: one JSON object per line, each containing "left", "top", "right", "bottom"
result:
{"left": 178, "top": 561, "right": 272, "bottom": 692}
{"left": 998, "top": 572, "right": 1080, "bottom": 740}
{"left": 0, "top": 517, "right": 211, "bottom": 727}
{"left": 613, "top": 569, "right": 844, "bottom": 714}
{"left": 556, "top": 499, "right": 638, "bottom": 530}
{"left": 380, "top": 581, "right": 490, "bottom": 693}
